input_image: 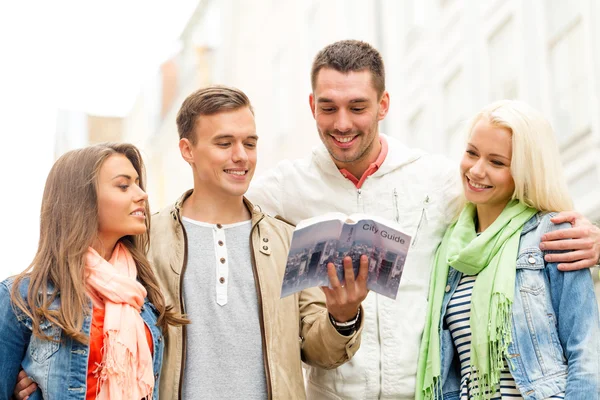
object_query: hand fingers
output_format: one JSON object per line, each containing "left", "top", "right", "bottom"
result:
{"left": 540, "top": 237, "right": 595, "bottom": 251}
{"left": 14, "top": 371, "right": 37, "bottom": 400}
{"left": 545, "top": 249, "right": 596, "bottom": 263}
{"left": 357, "top": 255, "right": 369, "bottom": 282}
{"left": 557, "top": 259, "right": 597, "bottom": 271}
{"left": 550, "top": 211, "right": 581, "bottom": 224}
{"left": 342, "top": 256, "right": 356, "bottom": 296}
{"left": 320, "top": 285, "right": 335, "bottom": 299}
{"left": 14, "top": 370, "right": 35, "bottom": 393}
{"left": 541, "top": 227, "right": 590, "bottom": 242}
{"left": 16, "top": 385, "right": 37, "bottom": 400}
{"left": 327, "top": 262, "right": 342, "bottom": 289}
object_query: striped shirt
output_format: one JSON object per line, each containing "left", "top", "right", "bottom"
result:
{"left": 445, "top": 274, "right": 565, "bottom": 399}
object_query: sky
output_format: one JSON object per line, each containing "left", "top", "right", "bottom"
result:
{"left": 0, "top": 0, "right": 198, "bottom": 280}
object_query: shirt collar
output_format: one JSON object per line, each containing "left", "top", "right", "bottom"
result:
{"left": 339, "top": 136, "right": 388, "bottom": 189}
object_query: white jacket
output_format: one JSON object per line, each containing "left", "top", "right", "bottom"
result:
{"left": 247, "top": 134, "right": 462, "bottom": 399}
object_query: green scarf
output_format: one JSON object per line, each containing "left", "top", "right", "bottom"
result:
{"left": 416, "top": 200, "right": 537, "bottom": 400}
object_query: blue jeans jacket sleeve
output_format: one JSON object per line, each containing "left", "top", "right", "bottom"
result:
{"left": 547, "top": 255, "right": 600, "bottom": 397}
{"left": 0, "top": 280, "right": 30, "bottom": 400}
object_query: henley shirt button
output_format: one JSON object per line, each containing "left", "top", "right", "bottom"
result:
{"left": 216, "top": 223, "right": 223, "bottom": 229}
{"left": 218, "top": 240, "right": 224, "bottom": 246}
{"left": 220, "top": 257, "right": 226, "bottom": 264}
{"left": 445, "top": 285, "right": 451, "bottom": 293}
{"left": 219, "top": 277, "right": 225, "bottom": 284}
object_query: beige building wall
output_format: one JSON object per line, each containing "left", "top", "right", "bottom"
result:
{"left": 87, "top": 115, "right": 123, "bottom": 143}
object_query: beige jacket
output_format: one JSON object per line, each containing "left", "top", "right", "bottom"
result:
{"left": 148, "top": 190, "right": 363, "bottom": 400}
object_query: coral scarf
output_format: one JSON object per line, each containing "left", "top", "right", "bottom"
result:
{"left": 85, "top": 243, "right": 154, "bottom": 400}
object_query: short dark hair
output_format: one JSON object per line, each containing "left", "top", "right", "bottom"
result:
{"left": 311, "top": 40, "right": 385, "bottom": 97}
{"left": 176, "top": 85, "right": 253, "bottom": 143}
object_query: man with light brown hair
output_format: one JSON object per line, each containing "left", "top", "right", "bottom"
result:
{"left": 149, "top": 85, "right": 368, "bottom": 400}
{"left": 12, "top": 85, "right": 369, "bottom": 400}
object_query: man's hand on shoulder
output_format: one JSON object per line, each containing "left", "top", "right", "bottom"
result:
{"left": 540, "top": 211, "right": 600, "bottom": 271}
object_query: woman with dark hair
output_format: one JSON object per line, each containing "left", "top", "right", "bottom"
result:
{"left": 0, "top": 143, "right": 186, "bottom": 399}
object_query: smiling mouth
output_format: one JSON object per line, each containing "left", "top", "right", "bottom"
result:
{"left": 331, "top": 134, "right": 358, "bottom": 144}
{"left": 224, "top": 169, "right": 247, "bottom": 176}
{"left": 130, "top": 210, "right": 145, "bottom": 217}
{"left": 467, "top": 178, "right": 492, "bottom": 189}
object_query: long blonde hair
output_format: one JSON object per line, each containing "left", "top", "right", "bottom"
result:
{"left": 465, "top": 100, "right": 573, "bottom": 212}
{"left": 11, "top": 142, "right": 186, "bottom": 343}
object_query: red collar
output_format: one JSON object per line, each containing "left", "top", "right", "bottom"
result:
{"left": 339, "top": 136, "right": 388, "bottom": 189}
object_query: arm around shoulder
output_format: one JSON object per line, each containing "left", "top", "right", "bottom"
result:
{"left": 297, "top": 286, "right": 363, "bottom": 369}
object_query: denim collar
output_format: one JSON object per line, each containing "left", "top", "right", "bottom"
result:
{"left": 520, "top": 212, "right": 542, "bottom": 236}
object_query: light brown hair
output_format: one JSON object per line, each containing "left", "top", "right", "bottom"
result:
{"left": 176, "top": 85, "right": 254, "bottom": 144}
{"left": 311, "top": 40, "right": 386, "bottom": 97}
{"left": 11, "top": 142, "right": 187, "bottom": 343}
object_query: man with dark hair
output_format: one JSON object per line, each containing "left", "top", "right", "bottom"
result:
{"left": 148, "top": 85, "right": 368, "bottom": 400}
{"left": 248, "top": 39, "right": 600, "bottom": 399}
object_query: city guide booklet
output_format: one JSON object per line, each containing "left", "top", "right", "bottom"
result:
{"left": 280, "top": 212, "right": 411, "bottom": 300}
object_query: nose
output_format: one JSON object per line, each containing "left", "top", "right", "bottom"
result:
{"left": 134, "top": 185, "right": 148, "bottom": 203}
{"left": 232, "top": 143, "right": 249, "bottom": 163}
{"left": 470, "top": 158, "right": 486, "bottom": 179}
{"left": 334, "top": 110, "right": 352, "bottom": 133}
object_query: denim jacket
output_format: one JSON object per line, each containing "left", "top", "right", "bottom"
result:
{"left": 438, "top": 212, "right": 600, "bottom": 399}
{"left": 0, "top": 276, "right": 164, "bottom": 400}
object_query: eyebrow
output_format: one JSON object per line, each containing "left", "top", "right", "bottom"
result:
{"left": 467, "top": 143, "right": 510, "bottom": 160}
{"left": 111, "top": 174, "right": 140, "bottom": 181}
{"left": 317, "top": 97, "right": 369, "bottom": 104}
{"left": 213, "top": 134, "right": 259, "bottom": 140}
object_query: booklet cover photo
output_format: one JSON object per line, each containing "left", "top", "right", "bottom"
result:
{"left": 281, "top": 213, "right": 411, "bottom": 299}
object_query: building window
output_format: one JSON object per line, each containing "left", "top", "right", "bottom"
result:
{"left": 547, "top": 10, "right": 591, "bottom": 141}
{"left": 407, "top": 108, "right": 425, "bottom": 148}
{"left": 444, "top": 69, "right": 466, "bottom": 159}
{"left": 488, "top": 17, "right": 519, "bottom": 101}
{"left": 272, "top": 50, "right": 290, "bottom": 139}
{"left": 404, "top": 0, "right": 425, "bottom": 50}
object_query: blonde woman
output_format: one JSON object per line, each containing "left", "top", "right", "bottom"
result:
{"left": 417, "top": 100, "right": 599, "bottom": 399}
{"left": 0, "top": 143, "right": 186, "bottom": 399}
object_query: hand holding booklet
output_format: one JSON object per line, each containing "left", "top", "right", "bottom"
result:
{"left": 281, "top": 212, "right": 411, "bottom": 299}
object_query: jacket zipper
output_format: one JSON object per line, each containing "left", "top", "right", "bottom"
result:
{"left": 357, "top": 188, "right": 364, "bottom": 213}
{"left": 411, "top": 195, "right": 430, "bottom": 248}
{"left": 393, "top": 188, "right": 399, "bottom": 223}
{"left": 249, "top": 216, "right": 273, "bottom": 399}
{"left": 177, "top": 218, "right": 189, "bottom": 400}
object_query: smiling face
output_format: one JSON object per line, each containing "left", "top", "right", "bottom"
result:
{"left": 96, "top": 153, "right": 148, "bottom": 248}
{"left": 310, "top": 68, "right": 389, "bottom": 176}
{"left": 460, "top": 118, "right": 515, "bottom": 217}
{"left": 180, "top": 106, "right": 257, "bottom": 199}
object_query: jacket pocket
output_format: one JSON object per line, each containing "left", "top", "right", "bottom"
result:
{"left": 28, "top": 320, "right": 61, "bottom": 363}
{"left": 516, "top": 250, "right": 545, "bottom": 293}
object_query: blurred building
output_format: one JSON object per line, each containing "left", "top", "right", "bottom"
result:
{"left": 123, "top": 0, "right": 600, "bottom": 301}
{"left": 126, "top": 0, "right": 600, "bottom": 219}
{"left": 55, "top": 110, "right": 124, "bottom": 157}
